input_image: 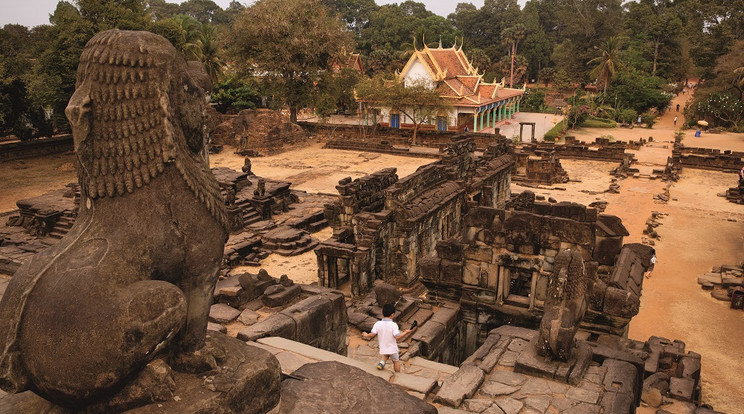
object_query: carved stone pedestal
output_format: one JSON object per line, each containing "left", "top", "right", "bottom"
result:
{"left": 0, "top": 332, "right": 282, "bottom": 414}
{"left": 515, "top": 339, "right": 593, "bottom": 385}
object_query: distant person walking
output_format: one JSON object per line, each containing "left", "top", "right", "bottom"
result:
{"left": 673, "top": 116, "right": 678, "bottom": 126}
{"left": 738, "top": 167, "right": 744, "bottom": 185}
{"left": 362, "top": 304, "right": 415, "bottom": 373}
{"left": 645, "top": 250, "right": 656, "bottom": 279}
{"left": 676, "top": 104, "right": 680, "bottom": 112}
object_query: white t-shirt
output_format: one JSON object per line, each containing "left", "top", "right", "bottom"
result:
{"left": 371, "top": 318, "right": 401, "bottom": 355}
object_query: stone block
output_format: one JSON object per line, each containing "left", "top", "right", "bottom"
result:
{"left": 411, "top": 320, "right": 446, "bottom": 357}
{"left": 464, "top": 261, "right": 482, "bottom": 286}
{"left": 419, "top": 257, "right": 441, "bottom": 281}
{"left": 484, "top": 263, "right": 499, "bottom": 289}
{"left": 281, "top": 295, "right": 332, "bottom": 348}
{"left": 490, "top": 325, "right": 537, "bottom": 341}
{"left": 676, "top": 354, "right": 701, "bottom": 380}
{"left": 262, "top": 284, "right": 301, "bottom": 307}
{"left": 440, "top": 259, "right": 462, "bottom": 283}
{"left": 237, "top": 313, "right": 296, "bottom": 342}
{"left": 602, "top": 359, "right": 638, "bottom": 396}
{"left": 434, "top": 365, "right": 486, "bottom": 407}
{"left": 479, "top": 381, "right": 519, "bottom": 398}
{"left": 514, "top": 343, "right": 557, "bottom": 380}
{"left": 374, "top": 283, "right": 401, "bottom": 307}
{"left": 436, "top": 240, "right": 463, "bottom": 261}
{"left": 209, "top": 304, "right": 241, "bottom": 324}
{"left": 599, "top": 391, "right": 634, "bottom": 414}
{"left": 494, "top": 397, "right": 523, "bottom": 414}
{"left": 669, "top": 377, "right": 695, "bottom": 402}
{"left": 281, "top": 361, "right": 436, "bottom": 414}
{"left": 462, "top": 399, "right": 494, "bottom": 413}
{"left": 207, "top": 322, "right": 227, "bottom": 334}
{"left": 488, "top": 370, "right": 528, "bottom": 387}
{"left": 464, "top": 245, "right": 493, "bottom": 263}
{"left": 392, "top": 373, "right": 437, "bottom": 395}
{"left": 566, "top": 387, "right": 600, "bottom": 404}
{"left": 603, "top": 287, "right": 639, "bottom": 318}
{"left": 238, "top": 309, "right": 260, "bottom": 326}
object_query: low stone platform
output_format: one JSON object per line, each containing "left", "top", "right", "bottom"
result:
{"left": 697, "top": 264, "right": 744, "bottom": 304}
{"left": 261, "top": 226, "right": 318, "bottom": 256}
{"left": 434, "top": 325, "right": 640, "bottom": 413}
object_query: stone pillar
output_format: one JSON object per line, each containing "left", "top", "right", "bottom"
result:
{"left": 480, "top": 110, "right": 485, "bottom": 130}
{"left": 492, "top": 108, "right": 497, "bottom": 127}
{"left": 498, "top": 105, "right": 502, "bottom": 122}
{"left": 517, "top": 100, "right": 521, "bottom": 113}
{"left": 486, "top": 108, "right": 491, "bottom": 128}
{"left": 473, "top": 113, "right": 478, "bottom": 132}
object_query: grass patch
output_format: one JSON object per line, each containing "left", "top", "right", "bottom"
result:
{"left": 544, "top": 120, "right": 566, "bottom": 142}
{"left": 580, "top": 116, "right": 617, "bottom": 128}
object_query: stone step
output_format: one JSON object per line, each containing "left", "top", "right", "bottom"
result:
{"left": 48, "top": 231, "right": 66, "bottom": 239}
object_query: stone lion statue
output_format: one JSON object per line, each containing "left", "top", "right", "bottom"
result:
{"left": 0, "top": 30, "right": 228, "bottom": 407}
{"left": 536, "top": 249, "right": 588, "bottom": 361}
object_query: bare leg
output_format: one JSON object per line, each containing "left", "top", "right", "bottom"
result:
{"left": 393, "top": 360, "right": 401, "bottom": 372}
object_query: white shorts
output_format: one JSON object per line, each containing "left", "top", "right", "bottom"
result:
{"left": 382, "top": 352, "right": 400, "bottom": 362}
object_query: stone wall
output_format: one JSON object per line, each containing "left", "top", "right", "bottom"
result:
{"left": 0, "top": 135, "right": 73, "bottom": 162}
{"left": 316, "top": 138, "right": 516, "bottom": 296}
{"left": 304, "top": 122, "right": 506, "bottom": 151}
{"left": 236, "top": 289, "right": 348, "bottom": 355}
{"left": 419, "top": 200, "right": 650, "bottom": 352}
{"left": 673, "top": 146, "right": 744, "bottom": 172}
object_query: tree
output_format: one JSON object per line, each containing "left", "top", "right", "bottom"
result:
{"left": 356, "top": 76, "right": 450, "bottom": 144}
{"left": 501, "top": 23, "right": 526, "bottom": 87}
{"left": 233, "top": 0, "right": 353, "bottom": 124}
{"left": 322, "top": 0, "right": 379, "bottom": 36}
{"left": 587, "top": 36, "right": 623, "bottom": 94}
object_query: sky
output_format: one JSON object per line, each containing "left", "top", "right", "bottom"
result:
{"left": 0, "top": 0, "right": 486, "bottom": 28}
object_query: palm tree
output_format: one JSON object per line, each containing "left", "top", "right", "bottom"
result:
{"left": 199, "top": 24, "right": 225, "bottom": 84}
{"left": 587, "top": 36, "right": 623, "bottom": 95}
{"left": 501, "top": 24, "right": 526, "bottom": 88}
{"left": 173, "top": 15, "right": 204, "bottom": 61}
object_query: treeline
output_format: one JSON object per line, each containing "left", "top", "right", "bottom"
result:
{"left": 0, "top": 0, "right": 245, "bottom": 139}
{"left": 1, "top": 0, "right": 743, "bottom": 139}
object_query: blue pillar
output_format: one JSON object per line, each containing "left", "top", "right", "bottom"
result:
{"left": 486, "top": 108, "right": 491, "bottom": 128}
{"left": 473, "top": 113, "right": 478, "bottom": 132}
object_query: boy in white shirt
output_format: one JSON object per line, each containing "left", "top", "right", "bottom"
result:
{"left": 362, "top": 303, "right": 415, "bottom": 372}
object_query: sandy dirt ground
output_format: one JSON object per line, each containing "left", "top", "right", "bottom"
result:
{"left": 0, "top": 153, "right": 76, "bottom": 213}
{"left": 1, "top": 86, "right": 743, "bottom": 411}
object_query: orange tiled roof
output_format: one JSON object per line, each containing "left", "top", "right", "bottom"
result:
{"left": 398, "top": 44, "right": 524, "bottom": 108}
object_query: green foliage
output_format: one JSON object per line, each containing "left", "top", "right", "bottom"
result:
{"left": 616, "top": 108, "right": 637, "bottom": 124}
{"left": 314, "top": 68, "right": 362, "bottom": 119}
{"left": 580, "top": 116, "right": 617, "bottom": 128}
{"left": 359, "top": 2, "right": 457, "bottom": 58}
{"left": 607, "top": 71, "right": 672, "bottom": 114}
{"left": 693, "top": 92, "right": 744, "bottom": 131}
{"left": 356, "top": 76, "right": 450, "bottom": 143}
{"left": 211, "top": 78, "right": 263, "bottom": 113}
{"left": 641, "top": 113, "right": 656, "bottom": 128}
{"left": 543, "top": 120, "right": 565, "bottom": 142}
{"left": 522, "top": 88, "right": 546, "bottom": 112}
{"left": 233, "top": 0, "right": 354, "bottom": 123}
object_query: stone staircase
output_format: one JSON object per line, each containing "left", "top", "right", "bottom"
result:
{"left": 48, "top": 211, "right": 76, "bottom": 239}
{"left": 261, "top": 226, "right": 318, "bottom": 256}
{"left": 234, "top": 198, "right": 263, "bottom": 227}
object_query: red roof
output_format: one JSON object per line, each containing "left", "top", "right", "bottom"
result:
{"left": 399, "top": 45, "right": 524, "bottom": 108}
